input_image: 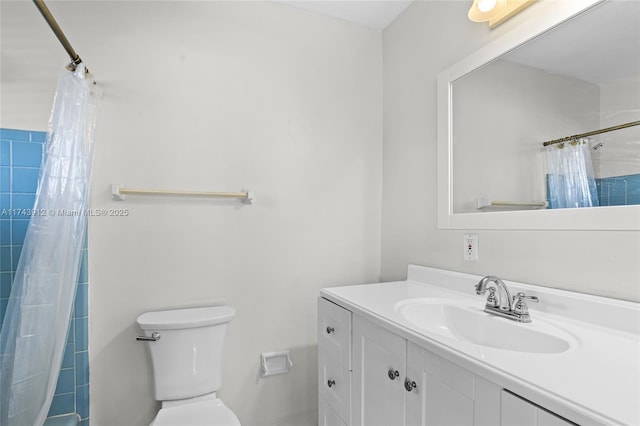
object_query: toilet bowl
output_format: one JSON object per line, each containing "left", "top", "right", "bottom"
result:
{"left": 151, "top": 394, "right": 240, "bottom": 426}
{"left": 137, "top": 306, "right": 240, "bottom": 426}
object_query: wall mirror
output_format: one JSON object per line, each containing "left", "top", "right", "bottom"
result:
{"left": 437, "top": 0, "right": 640, "bottom": 230}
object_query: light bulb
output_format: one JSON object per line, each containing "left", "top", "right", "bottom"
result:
{"left": 478, "top": 0, "right": 498, "bottom": 12}
{"left": 468, "top": 0, "right": 508, "bottom": 23}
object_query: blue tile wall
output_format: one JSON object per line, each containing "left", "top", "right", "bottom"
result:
{"left": 0, "top": 128, "right": 89, "bottom": 424}
{"left": 596, "top": 174, "right": 640, "bottom": 206}
{"left": 547, "top": 173, "right": 640, "bottom": 208}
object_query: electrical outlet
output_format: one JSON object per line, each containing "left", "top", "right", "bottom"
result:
{"left": 463, "top": 234, "right": 478, "bottom": 261}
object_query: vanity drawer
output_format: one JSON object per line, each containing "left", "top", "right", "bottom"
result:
{"left": 318, "top": 349, "right": 351, "bottom": 424}
{"left": 318, "top": 297, "right": 352, "bottom": 369}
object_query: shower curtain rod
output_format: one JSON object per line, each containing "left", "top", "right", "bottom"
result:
{"left": 542, "top": 120, "right": 640, "bottom": 147}
{"left": 32, "top": 0, "right": 84, "bottom": 70}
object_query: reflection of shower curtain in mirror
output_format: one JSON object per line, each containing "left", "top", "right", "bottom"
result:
{"left": 0, "top": 64, "right": 101, "bottom": 426}
{"left": 546, "top": 138, "right": 599, "bottom": 209}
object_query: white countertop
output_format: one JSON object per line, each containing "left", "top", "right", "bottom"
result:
{"left": 320, "top": 265, "right": 640, "bottom": 426}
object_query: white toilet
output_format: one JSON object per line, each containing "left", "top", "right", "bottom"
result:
{"left": 137, "top": 306, "right": 241, "bottom": 426}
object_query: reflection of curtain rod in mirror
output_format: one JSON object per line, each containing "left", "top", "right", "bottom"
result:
{"left": 542, "top": 121, "right": 640, "bottom": 147}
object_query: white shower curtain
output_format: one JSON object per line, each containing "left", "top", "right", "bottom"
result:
{"left": 0, "top": 63, "right": 101, "bottom": 426}
{"left": 546, "top": 138, "right": 599, "bottom": 209}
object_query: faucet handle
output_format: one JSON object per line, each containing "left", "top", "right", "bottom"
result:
{"left": 485, "top": 287, "right": 499, "bottom": 308}
{"left": 512, "top": 292, "right": 539, "bottom": 316}
{"left": 515, "top": 292, "right": 539, "bottom": 303}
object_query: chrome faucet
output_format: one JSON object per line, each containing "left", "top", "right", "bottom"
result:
{"left": 475, "top": 275, "right": 539, "bottom": 323}
{"left": 475, "top": 276, "right": 512, "bottom": 311}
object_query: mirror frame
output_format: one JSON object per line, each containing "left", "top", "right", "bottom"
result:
{"left": 437, "top": 0, "right": 640, "bottom": 230}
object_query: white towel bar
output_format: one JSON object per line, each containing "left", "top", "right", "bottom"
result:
{"left": 111, "top": 184, "right": 254, "bottom": 204}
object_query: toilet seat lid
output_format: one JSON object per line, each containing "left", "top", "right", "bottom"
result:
{"left": 152, "top": 398, "right": 240, "bottom": 426}
{"left": 138, "top": 306, "right": 235, "bottom": 330}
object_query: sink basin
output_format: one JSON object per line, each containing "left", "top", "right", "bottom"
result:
{"left": 396, "top": 299, "right": 573, "bottom": 353}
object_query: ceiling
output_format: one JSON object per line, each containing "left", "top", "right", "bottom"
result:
{"left": 276, "top": 0, "right": 414, "bottom": 30}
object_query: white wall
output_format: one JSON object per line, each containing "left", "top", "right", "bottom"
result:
{"left": 1, "top": 2, "right": 382, "bottom": 425}
{"left": 381, "top": 0, "right": 640, "bottom": 302}
{"left": 594, "top": 77, "right": 640, "bottom": 178}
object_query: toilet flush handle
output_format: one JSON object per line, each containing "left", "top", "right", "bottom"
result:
{"left": 136, "top": 332, "right": 161, "bottom": 342}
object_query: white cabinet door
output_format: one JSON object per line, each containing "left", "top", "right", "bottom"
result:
{"left": 501, "top": 390, "right": 576, "bottom": 426}
{"left": 473, "top": 375, "right": 502, "bottom": 426}
{"left": 319, "top": 397, "right": 347, "bottom": 426}
{"left": 406, "top": 343, "right": 475, "bottom": 426}
{"left": 406, "top": 342, "right": 502, "bottom": 426}
{"left": 352, "top": 315, "right": 407, "bottom": 426}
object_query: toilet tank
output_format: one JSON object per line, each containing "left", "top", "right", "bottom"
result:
{"left": 137, "top": 306, "right": 235, "bottom": 401}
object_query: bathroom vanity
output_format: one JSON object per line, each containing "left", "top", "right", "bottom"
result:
{"left": 317, "top": 265, "right": 640, "bottom": 426}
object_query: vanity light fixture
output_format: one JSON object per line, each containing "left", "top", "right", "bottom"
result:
{"left": 468, "top": 0, "right": 536, "bottom": 28}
